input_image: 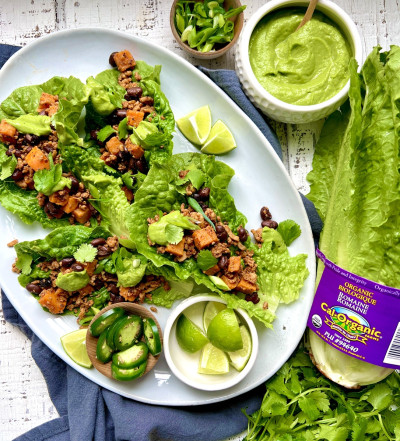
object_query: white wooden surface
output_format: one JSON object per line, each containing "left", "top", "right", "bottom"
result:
{"left": 1, "top": 1, "right": 399, "bottom": 439}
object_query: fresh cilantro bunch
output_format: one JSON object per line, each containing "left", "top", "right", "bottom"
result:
{"left": 244, "top": 344, "right": 400, "bottom": 441}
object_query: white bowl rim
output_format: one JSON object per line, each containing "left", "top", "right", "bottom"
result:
{"left": 163, "top": 294, "right": 259, "bottom": 391}
{"left": 239, "top": 0, "right": 363, "bottom": 112}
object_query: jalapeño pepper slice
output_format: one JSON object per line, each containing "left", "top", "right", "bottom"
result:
{"left": 112, "top": 341, "right": 149, "bottom": 369}
{"left": 111, "top": 359, "right": 147, "bottom": 381}
{"left": 96, "top": 328, "right": 114, "bottom": 363}
{"left": 114, "top": 315, "right": 143, "bottom": 351}
{"left": 89, "top": 307, "right": 125, "bottom": 337}
{"left": 143, "top": 318, "right": 162, "bottom": 356}
{"left": 106, "top": 316, "right": 127, "bottom": 350}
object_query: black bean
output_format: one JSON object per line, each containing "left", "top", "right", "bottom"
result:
{"left": 39, "top": 110, "right": 47, "bottom": 116}
{"left": 107, "top": 283, "right": 119, "bottom": 295}
{"left": 90, "top": 237, "right": 106, "bottom": 247}
{"left": 117, "top": 150, "right": 130, "bottom": 161}
{"left": 110, "top": 294, "right": 125, "bottom": 304}
{"left": 109, "top": 52, "right": 118, "bottom": 67}
{"left": 69, "top": 176, "right": 80, "bottom": 194}
{"left": 192, "top": 193, "right": 201, "bottom": 202}
{"left": 39, "top": 278, "right": 52, "bottom": 289}
{"left": 26, "top": 283, "right": 42, "bottom": 295}
{"left": 124, "top": 87, "right": 143, "bottom": 100}
{"left": 218, "top": 255, "right": 229, "bottom": 270}
{"left": 215, "top": 224, "right": 228, "bottom": 242}
{"left": 71, "top": 263, "right": 84, "bottom": 272}
{"left": 245, "top": 292, "right": 260, "bottom": 304}
{"left": 238, "top": 227, "right": 248, "bottom": 243}
{"left": 61, "top": 257, "right": 75, "bottom": 268}
{"left": 90, "top": 129, "right": 99, "bottom": 140}
{"left": 262, "top": 220, "right": 278, "bottom": 229}
{"left": 115, "top": 109, "right": 128, "bottom": 119}
{"left": 13, "top": 150, "right": 23, "bottom": 158}
{"left": 136, "top": 157, "right": 148, "bottom": 174}
{"left": 93, "top": 279, "right": 104, "bottom": 290}
{"left": 42, "top": 145, "right": 53, "bottom": 154}
{"left": 44, "top": 202, "right": 64, "bottom": 218}
{"left": 11, "top": 169, "right": 23, "bottom": 182}
{"left": 24, "top": 133, "right": 39, "bottom": 145}
{"left": 97, "top": 245, "right": 111, "bottom": 257}
{"left": 197, "top": 187, "right": 210, "bottom": 200}
{"left": 260, "top": 206, "right": 272, "bottom": 221}
{"left": 5, "top": 149, "right": 13, "bottom": 156}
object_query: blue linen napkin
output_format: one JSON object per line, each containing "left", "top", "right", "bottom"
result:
{"left": 1, "top": 44, "right": 322, "bottom": 441}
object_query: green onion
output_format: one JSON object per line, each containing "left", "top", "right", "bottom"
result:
{"left": 174, "top": 0, "right": 246, "bottom": 53}
{"left": 188, "top": 197, "right": 216, "bottom": 230}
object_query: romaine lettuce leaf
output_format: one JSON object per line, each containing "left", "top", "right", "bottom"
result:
{"left": 147, "top": 279, "right": 194, "bottom": 308}
{"left": 0, "top": 145, "right": 17, "bottom": 180}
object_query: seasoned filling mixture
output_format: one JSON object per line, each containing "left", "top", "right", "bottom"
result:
{"left": 13, "top": 236, "right": 168, "bottom": 321}
{"left": 147, "top": 171, "right": 280, "bottom": 305}
{"left": 0, "top": 93, "right": 99, "bottom": 225}
{"left": 90, "top": 50, "right": 165, "bottom": 181}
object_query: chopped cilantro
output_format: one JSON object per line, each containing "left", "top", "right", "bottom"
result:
{"left": 73, "top": 243, "right": 97, "bottom": 263}
{"left": 196, "top": 250, "right": 218, "bottom": 271}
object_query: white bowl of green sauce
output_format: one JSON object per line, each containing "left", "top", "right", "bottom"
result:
{"left": 235, "top": 0, "right": 362, "bottom": 124}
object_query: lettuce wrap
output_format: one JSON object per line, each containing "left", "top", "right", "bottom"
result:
{"left": 127, "top": 152, "right": 309, "bottom": 327}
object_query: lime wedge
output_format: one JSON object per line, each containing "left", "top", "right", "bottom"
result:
{"left": 207, "top": 308, "right": 243, "bottom": 352}
{"left": 198, "top": 342, "right": 230, "bottom": 375}
{"left": 228, "top": 325, "right": 252, "bottom": 372}
{"left": 203, "top": 301, "right": 226, "bottom": 332}
{"left": 61, "top": 328, "right": 92, "bottom": 369}
{"left": 176, "top": 105, "right": 212, "bottom": 145}
{"left": 201, "top": 120, "right": 236, "bottom": 155}
{"left": 176, "top": 314, "right": 209, "bottom": 353}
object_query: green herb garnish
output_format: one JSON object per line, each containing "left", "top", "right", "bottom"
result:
{"left": 174, "top": 0, "right": 246, "bottom": 52}
{"left": 188, "top": 196, "right": 215, "bottom": 230}
{"left": 197, "top": 249, "right": 218, "bottom": 271}
{"left": 73, "top": 243, "right": 97, "bottom": 263}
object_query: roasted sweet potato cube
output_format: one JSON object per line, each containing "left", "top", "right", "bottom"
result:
{"left": 25, "top": 146, "right": 50, "bottom": 171}
{"left": 127, "top": 110, "right": 145, "bottom": 128}
{"left": 106, "top": 136, "right": 124, "bottom": 155}
{"left": 165, "top": 239, "right": 185, "bottom": 257}
{"left": 113, "top": 50, "right": 136, "bottom": 72}
{"left": 0, "top": 120, "right": 17, "bottom": 143}
{"left": 228, "top": 256, "right": 241, "bottom": 273}
{"left": 221, "top": 275, "right": 239, "bottom": 291}
{"left": 49, "top": 191, "right": 69, "bottom": 206}
{"left": 125, "top": 138, "right": 144, "bottom": 158}
{"left": 79, "top": 284, "right": 94, "bottom": 296}
{"left": 38, "top": 288, "right": 67, "bottom": 314}
{"left": 192, "top": 226, "right": 218, "bottom": 250}
{"left": 204, "top": 264, "right": 220, "bottom": 276}
{"left": 63, "top": 196, "right": 79, "bottom": 214}
{"left": 82, "top": 260, "right": 98, "bottom": 276}
{"left": 236, "top": 278, "right": 257, "bottom": 295}
{"left": 37, "top": 92, "right": 59, "bottom": 114}
{"left": 122, "top": 186, "right": 134, "bottom": 202}
{"left": 73, "top": 206, "right": 92, "bottom": 224}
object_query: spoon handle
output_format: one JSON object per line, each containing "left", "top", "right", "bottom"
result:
{"left": 296, "top": 0, "right": 319, "bottom": 31}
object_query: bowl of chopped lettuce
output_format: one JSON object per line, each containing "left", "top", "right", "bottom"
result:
{"left": 170, "top": 0, "right": 246, "bottom": 59}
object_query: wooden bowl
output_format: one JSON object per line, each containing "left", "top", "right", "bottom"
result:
{"left": 170, "top": 0, "right": 244, "bottom": 60}
{"left": 86, "top": 302, "right": 163, "bottom": 381}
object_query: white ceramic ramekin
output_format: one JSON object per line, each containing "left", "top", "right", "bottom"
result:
{"left": 235, "top": 0, "right": 363, "bottom": 124}
{"left": 163, "top": 294, "right": 259, "bottom": 391}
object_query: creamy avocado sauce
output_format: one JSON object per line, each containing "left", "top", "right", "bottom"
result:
{"left": 249, "top": 8, "right": 352, "bottom": 106}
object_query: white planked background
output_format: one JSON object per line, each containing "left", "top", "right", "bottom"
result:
{"left": 1, "top": 1, "right": 399, "bottom": 439}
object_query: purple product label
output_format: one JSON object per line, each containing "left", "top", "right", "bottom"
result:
{"left": 307, "top": 249, "right": 400, "bottom": 369}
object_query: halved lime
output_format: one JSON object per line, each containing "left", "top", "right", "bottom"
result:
{"left": 198, "top": 342, "right": 229, "bottom": 375}
{"left": 61, "top": 328, "right": 92, "bottom": 369}
{"left": 228, "top": 325, "right": 252, "bottom": 372}
{"left": 203, "top": 301, "right": 226, "bottom": 332}
{"left": 201, "top": 120, "right": 236, "bottom": 155}
{"left": 176, "top": 105, "right": 212, "bottom": 145}
{"left": 176, "top": 314, "right": 209, "bottom": 353}
{"left": 207, "top": 308, "right": 243, "bottom": 352}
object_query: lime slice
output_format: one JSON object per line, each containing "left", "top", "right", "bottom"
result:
{"left": 203, "top": 301, "right": 226, "bottom": 332}
{"left": 61, "top": 328, "right": 92, "bottom": 369}
{"left": 201, "top": 120, "right": 236, "bottom": 155}
{"left": 207, "top": 308, "right": 243, "bottom": 352}
{"left": 228, "top": 325, "right": 252, "bottom": 372}
{"left": 176, "top": 314, "right": 209, "bottom": 353}
{"left": 176, "top": 105, "right": 212, "bottom": 145}
{"left": 198, "top": 342, "right": 229, "bottom": 375}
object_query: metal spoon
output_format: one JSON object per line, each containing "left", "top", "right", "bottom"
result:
{"left": 296, "top": 0, "right": 318, "bottom": 31}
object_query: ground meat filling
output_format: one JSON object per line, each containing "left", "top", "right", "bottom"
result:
{"left": 147, "top": 173, "right": 260, "bottom": 303}
{"left": 20, "top": 236, "right": 168, "bottom": 320}
{"left": 90, "top": 49, "right": 166, "bottom": 190}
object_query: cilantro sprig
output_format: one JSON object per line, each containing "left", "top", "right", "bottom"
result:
{"left": 244, "top": 344, "right": 400, "bottom": 441}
